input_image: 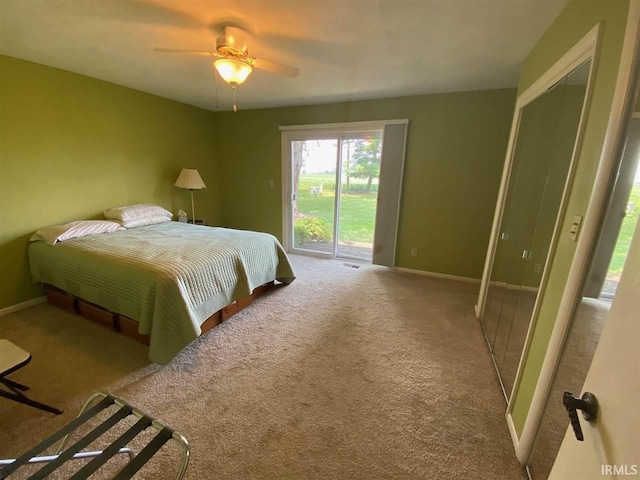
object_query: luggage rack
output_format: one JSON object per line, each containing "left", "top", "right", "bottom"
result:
{"left": 0, "top": 391, "right": 190, "bottom": 479}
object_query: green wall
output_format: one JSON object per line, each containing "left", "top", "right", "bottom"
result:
{"left": 509, "top": 0, "right": 629, "bottom": 434}
{"left": 0, "top": 55, "right": 221, "bottom": 309}
{"left": 1, "top": 57, "right": 517, "bottom": 309}
{"left": 212, "top": 90, "right": 516, "bottom": 278}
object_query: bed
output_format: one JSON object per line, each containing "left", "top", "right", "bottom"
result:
{"left": 28, "top": 222, "right": 296, "bottom": 364}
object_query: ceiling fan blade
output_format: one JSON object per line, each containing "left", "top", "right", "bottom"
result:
{"left": 154, "top": 48, "right": 215, "bottom": 56}
{"left": 252, "top": 57, "right": 300, "bottom": 78}
{"left": 64, "top": 0, "right": 205, "bottom": 29}
{"left": 261, "top": 33, "right": 346, "bottom": 63}
{"left": 126, "top": 0, "right": 203, "bottom": 29}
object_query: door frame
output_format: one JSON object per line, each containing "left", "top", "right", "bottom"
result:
{"left": 280, "top": 119, "right": 407, "bottom": 257}
{"left": 510, "top": 2, "right": 640, "bottom": 464}
{"left": 584, "top": 117, "right": 640, "bottom": 299}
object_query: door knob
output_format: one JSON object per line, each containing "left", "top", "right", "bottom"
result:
{"left": 562, "top": 391, "right": 599, "bottom": 441}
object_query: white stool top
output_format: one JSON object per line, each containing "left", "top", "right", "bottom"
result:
{"left": 0, "top": 339, "right": 31, "bottom": 374}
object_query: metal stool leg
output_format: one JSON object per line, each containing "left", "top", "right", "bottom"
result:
{"left": 0, "top": 379, "right": 63, "bottom": 415}
{"left": 1, "top": 377, "right": 30, "bottom": 391}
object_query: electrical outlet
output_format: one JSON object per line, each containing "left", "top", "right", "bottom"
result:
{"left": 269, "top": 180, "right": 275, "bottom": 188}
{"left": 411, "top": 248, "right": 418, "bottom": 256}
{"left": 534, "top": 263, "right": 542, "bottom": 273}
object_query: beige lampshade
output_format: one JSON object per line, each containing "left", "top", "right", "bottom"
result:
{"left": 214, "top": 58, "right": 252, "bottom": 85}
{"left": 175, "top": 168, "right": 206, "bottom": 190}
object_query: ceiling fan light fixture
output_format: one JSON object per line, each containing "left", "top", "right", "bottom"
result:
{"left": 214, "top": 58, "right": 252, "bottom": 86}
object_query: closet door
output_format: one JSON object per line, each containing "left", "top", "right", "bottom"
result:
{"left": 498, "top": 66, "right": 590, "bottom": 396}
{"left": 491, "top": 75, "right": 571, "bottom": 393}
{"left": 481, "top": 60, "right": 591, "bottom": 400}
{"left": 481, "top": 83, "right": 564, "bottom": 356}
{"left": 481, "top": 148, "right": 527, "bottom": 351}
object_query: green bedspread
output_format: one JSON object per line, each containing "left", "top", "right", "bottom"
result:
{"left": 28, "top": 222, "right": 296, "bottom": 364}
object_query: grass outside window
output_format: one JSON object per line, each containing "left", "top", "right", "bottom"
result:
{"left": 295, "top": 174, "right": 378, "bottom": 246}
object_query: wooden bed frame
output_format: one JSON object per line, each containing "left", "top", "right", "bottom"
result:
{"left": 44, "top": 282, "right": 275, "bottom": 347}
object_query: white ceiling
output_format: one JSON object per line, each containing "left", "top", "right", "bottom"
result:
{"left": 0, "top": 0, "right": 567, "bottom": 112}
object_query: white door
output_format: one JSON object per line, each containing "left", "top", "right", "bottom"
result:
{"left": 549, "top": 213, "right": 640, "bottom": 478}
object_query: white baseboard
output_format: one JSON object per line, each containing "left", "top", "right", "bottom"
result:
{"left": 506, "top": 412, "right": 524, "bottom": 463}
{"left": 488, "top": 280, "right": 539, "bottom": 293}
{"left": 393, "top": 267, "right": 481, "bottom": 284}
{"left": 0, "top": 296, "right": 47, "bottom": 317}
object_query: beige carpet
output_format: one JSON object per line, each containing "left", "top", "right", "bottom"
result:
{"left": 0, "top": 255, "right": 526, "bottom": 479}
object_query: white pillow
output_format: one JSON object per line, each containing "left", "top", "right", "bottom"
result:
{"left": 117, "top": 215, "right": 172, "bottom": 229}
{"left": 104, "top": 204, "right": 172, "bottom": 222}
{"left": 30, "top": 220, "right": 125, "bottom": 246}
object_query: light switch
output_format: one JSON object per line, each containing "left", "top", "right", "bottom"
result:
{"left": 569, "top": 215, "right": 583, "bottom": 242}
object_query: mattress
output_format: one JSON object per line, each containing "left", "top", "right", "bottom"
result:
{"left": 28, "top": 222, "right": 296, "bottom": 364}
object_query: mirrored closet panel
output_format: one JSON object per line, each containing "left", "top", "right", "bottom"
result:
{"left": 480, "top": 60, "right": 592, "bottom": 400}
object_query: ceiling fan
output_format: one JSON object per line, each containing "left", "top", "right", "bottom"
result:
{"left": 154, "top": 26, "right": 300, "bottom": 112}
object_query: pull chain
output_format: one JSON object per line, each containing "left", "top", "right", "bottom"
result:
{"left": 232, "top": 86, "right": 237, "bottom": 112}
{"left": 214, "top": 68, "right": 220, "bottom": 110}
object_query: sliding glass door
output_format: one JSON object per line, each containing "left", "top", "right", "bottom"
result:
{"left": 290, "top": 132, "right": 382, "bottom": 261}
{"left": 292, "top": 138, "right": 337, "bottom": 255}
{"left": 282, "top": 120, "right": 408, "bottom": 267}
{"left": 337, "top": 137, "right": 381, "bottom": 259}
